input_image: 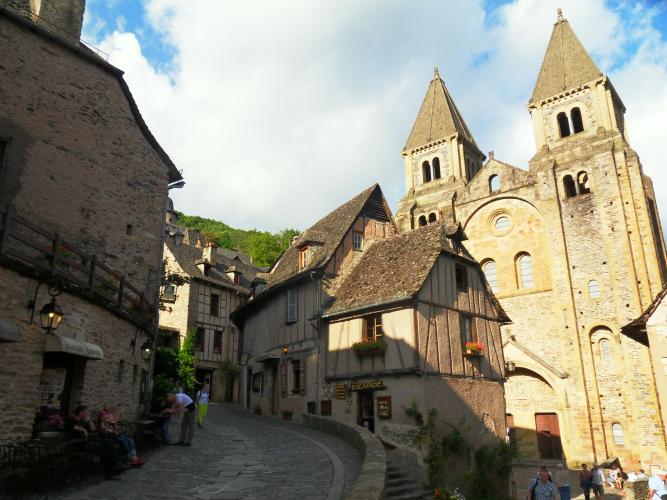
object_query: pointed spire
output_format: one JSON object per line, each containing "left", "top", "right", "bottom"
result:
{"left": 529, "top": 12, "right": 603, "bottom": 103}
{"left": 403, "top": 70, "right": 477, "bottom": 153}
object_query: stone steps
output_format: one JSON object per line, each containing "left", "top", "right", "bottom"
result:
{"left": 385, "top": 459, "right": 429, "bottom": 499}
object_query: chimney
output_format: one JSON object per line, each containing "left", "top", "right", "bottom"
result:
{"left": 1, "top": 0, "right": 86, "bottom": 44}
{"left": 202, "top": 242, "right": 217, "bottom": 265}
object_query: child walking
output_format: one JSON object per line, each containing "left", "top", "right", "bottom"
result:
{"left": 196, "top": 382, "right": 210, "bottom": 428}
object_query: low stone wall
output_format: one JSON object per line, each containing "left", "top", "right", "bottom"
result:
{"left": 302, "top": 414, "right": 386, "bottom": 500}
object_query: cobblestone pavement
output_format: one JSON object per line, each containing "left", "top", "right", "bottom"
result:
{"left": 52, "top": 404, "right": 361, "bottom": 500}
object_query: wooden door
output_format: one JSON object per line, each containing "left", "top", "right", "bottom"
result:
{"left": 357, "top": 391, "right": 375, "bottom": 433}
{"left": 535, "top": 413, "right": 563, "bottom": 459}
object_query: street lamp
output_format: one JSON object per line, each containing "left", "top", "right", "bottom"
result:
{"left": 39, "top": 296, "right": 63, "bottom": 334}
{"left": 140, "top": 340, "right": 153, "bottom": 362}
{"left": 29, "top": 282, "right": 64, "bottom": 334}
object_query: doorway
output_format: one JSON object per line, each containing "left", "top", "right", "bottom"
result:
{"left": 357, "top": 391, "right": 375, "bottom": 433}
{"left": 271, "top": 366, "right": 279, "bottom": 414}
{"left": 535, "top": 412, "right": 563, "bottom": 459}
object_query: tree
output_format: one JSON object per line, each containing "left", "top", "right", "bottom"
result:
{"left": 177, "top": 330, "right": 196, "bottom": 395}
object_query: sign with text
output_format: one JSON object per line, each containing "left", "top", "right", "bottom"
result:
{"left": 350, "top": 379, "right": 383, "bottom": 391}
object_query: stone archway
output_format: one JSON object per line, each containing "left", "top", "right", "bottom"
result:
{"left": 505, "top": 367, "right": 564, "bottom": 460}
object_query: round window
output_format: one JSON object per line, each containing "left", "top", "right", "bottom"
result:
{"left": 495, "top": 216, "right": 511, "bottom": 232}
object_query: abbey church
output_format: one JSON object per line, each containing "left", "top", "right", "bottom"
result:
{"left": 396, "top": 10, "right": 667, "bottom": 467}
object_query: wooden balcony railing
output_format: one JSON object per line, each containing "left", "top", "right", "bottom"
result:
{"left": 0, "top": 205, "right": 155, "bottom": 331}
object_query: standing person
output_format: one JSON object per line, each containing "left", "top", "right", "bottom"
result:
{"left": 590, "top": 465, "right": 605, "bottom": 500}
{"left": 579, "top": 464, "right": 592, "bottom": 500}
{"left": 526, "top": 466, "right": 559, "bottom": 500}
{"left": 196, "top": 382, "right": 210, "bottom": 428}
{"left": 648, "top": 470, "right": 667, "bottom": 500}
{"left": 162, "top": 392, "right": 196, "bottom": 446}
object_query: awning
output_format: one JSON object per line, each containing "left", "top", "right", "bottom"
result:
{"left": 45, "top": 334, "right": 104, "bottom": 360}
{"left": 0, "top": 319, "right": 21, "bottom": 343}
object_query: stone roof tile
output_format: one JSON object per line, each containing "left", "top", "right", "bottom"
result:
{"left": 530, "top": 11, "right": 603, "bottom": 104}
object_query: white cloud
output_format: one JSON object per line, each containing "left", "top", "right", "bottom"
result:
{"left": 88, "top": 0, "right": 667, "bottom": 233}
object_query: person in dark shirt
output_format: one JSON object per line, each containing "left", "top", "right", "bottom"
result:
{"left": 68, "top": 405, "right": 120, "bottom": 479}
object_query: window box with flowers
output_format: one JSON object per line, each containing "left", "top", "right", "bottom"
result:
{"left": 352, "top": 338, "right": 387, "bottom": 356}
{"left": 464, "top": 341, "right": 484, "bottom": 357}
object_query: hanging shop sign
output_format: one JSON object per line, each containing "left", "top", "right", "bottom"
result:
{"left": 350, "top": 379, "right": 384, "bottom": 391}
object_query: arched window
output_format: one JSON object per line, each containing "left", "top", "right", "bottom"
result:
{"left": 418, "top": 215, "right": 427, "bottom": 227}
{"left": 428, "top": 213, "right": 437, "bottom": 223}
{"left": 571, "top": 107, "right": 584, "bottom": 133}
{"left": 612, "top": 423, "right": 624, "bottom": 446}
{"left": 588, "top": 280, "right": 600, "bottom": 298}
{"left": 422, "top": 161, "right": 432, "bottom": 183}
{"left": 483, "top": 260, "right": 499, "bottom": 293}
{"left": 489, "top": 175, "right": 500, "bottom": 193}
{"left": 432, "top": 157, "right": 441, "bottom": 180}
{"left": 599, "top": 338, "right": 611, "bottom": 361}
{"left": 577, "top": 171, "right": 590, "bottom": 194}
{"left": 563, "top": 175, "right": 577, "bottom": 198}
{"left": 517, "top": 253, "right": 534, "bottom": 289}
{"left": 557, "top": 112, "right": 571, "bottom": 138}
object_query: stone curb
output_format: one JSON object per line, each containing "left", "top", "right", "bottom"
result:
{"left": 302, "top": 414, "right": 386, "bottom": 500}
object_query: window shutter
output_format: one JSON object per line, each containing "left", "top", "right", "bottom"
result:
{"left": 280, "top": 362, "right": 288, "bottom": 397}
{"left": 299, "top": 359, "right": 307, "bottom": 396}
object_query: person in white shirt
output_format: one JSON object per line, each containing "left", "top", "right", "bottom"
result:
{"left": 649, "top": 470, "right": 667, "bottom": 500}
{"left": 590, "top": 465, "right": 605, "bottom": 500}
{"left": 196, "top": 383, "right": 210, "bottom": 428}
{"left": 162, "top": 392, "right": 197, "bottom": 446}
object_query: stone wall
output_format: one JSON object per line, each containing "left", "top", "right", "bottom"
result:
{"left": 0, "top": 267, "right": 151, "bottom": 440}
{"left": 0, "top": 10, "right": 174, "bottom": 439}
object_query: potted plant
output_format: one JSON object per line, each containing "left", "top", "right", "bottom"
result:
{"left": 254, "top": 404, "right": 263, "bottom": 415}
{"left": 465, "top": 341, "right": 484, "bottom": 356}
{"left": 281, "top": 410, "right": 293, "bottom": 421}
{"left": 352, "top": 338, "right": 388, "bottom": 356}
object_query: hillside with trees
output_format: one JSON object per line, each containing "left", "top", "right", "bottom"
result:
{"left": 176, "top": 213, "right": 299, "bottom": 268}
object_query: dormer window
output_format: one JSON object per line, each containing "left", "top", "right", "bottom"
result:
{"left": 352, "top": 231, "right": 363, "bottom": 251}
{"left": 364, "top": 314, "right": 383, "bottom": 342}
{"left": 299, "top": 246, "right": 310, "bottom": 270}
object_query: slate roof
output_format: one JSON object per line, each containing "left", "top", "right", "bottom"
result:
{"left": 263, "top": 184, "right": 391, "bottom": 291}
{"left": 166, "top": 239, "right": 252, "bottom": 294}
{"left": 529, "top": 11, "right": 603, "bottom": 104}
{"left": 403, "top": 68, "right": 477, "bottom": 153}
{"left": 324, "top": 223, "right": 509, "bottom": 322}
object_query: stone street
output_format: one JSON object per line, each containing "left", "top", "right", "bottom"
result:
{"left": 51, "top": 404, "right": 361, "bottom": 500}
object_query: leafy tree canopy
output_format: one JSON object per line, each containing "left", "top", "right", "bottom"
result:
{"left": 175, "top": 212, "right": 299, "bottom": 268}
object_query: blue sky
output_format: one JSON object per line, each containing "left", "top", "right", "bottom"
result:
{"left": 82, "top": 0, "right": 667, "bottom": 232}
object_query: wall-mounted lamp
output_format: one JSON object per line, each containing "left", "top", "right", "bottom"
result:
{"left": 282, "top": 345, "right": 289, "bottom": 354}
{"left": 29, "top": 282, "right": 64, "bottom": 334}
{"left": 140, "top": 340, "right": 153, "bottom": 362}
{"left": 239, "top": 352, "right": 249, "bottom": 366}
{"left": 505, "top": 360, "right": 516, "bottom": 373}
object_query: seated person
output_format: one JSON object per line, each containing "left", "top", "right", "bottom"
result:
{"left": 67, "top": 405, "right": 120, "bottom": 479}
{"left": 99, "top": 404, "right": 144, "bottom": 466}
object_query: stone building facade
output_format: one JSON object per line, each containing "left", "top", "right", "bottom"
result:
{"left": 159, "top": 232, "right": 258, "bottom": 403}
{"left": 0, "top": 3, "right": 180, "bottom": 439}
{"left": 396, "top": 11, "right": 667, "bottom": 468}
